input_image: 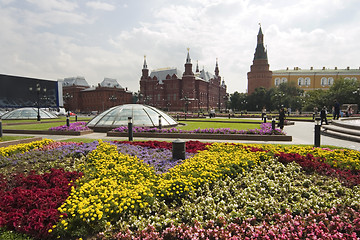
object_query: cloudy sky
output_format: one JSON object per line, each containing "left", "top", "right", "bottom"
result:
{"left": 1, "top": 0, "right": 359, "bottom": 93}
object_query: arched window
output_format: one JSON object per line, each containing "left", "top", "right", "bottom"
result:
{"left": 305, "top": 77, "right": 311, "bottom": 86}
{"left": 275, "top": 78, "right": 280, "bottom": 86}
{"left": 328, "top": 77, "right": 334, "bottom": 85}
{"left": 298, "top": 77, "right": 304, "bottom": 86}
{"left": 351, "top": 77, "right": 358, "bottom": 81}
{"left": 321, "top": 77, "right": 327, "bottom": 86}
{"left": 281, "top": 77, "right": 287, "bottom": 83}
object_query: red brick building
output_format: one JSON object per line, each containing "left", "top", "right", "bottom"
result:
{"left": 247, "top": 25, "right": 273, "bottom": 94}
{"left": 62, "top": 77, "right": 132, "bottom": 113}
{"left": 139, "top": 50, "right": 227, "bottom": 112}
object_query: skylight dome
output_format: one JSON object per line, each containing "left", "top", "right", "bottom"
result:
{"left": 86, "top": 104, "right": 178, "bottom": 132}
{"left": 1, "top": 108, "right": 58, "bottom": 120}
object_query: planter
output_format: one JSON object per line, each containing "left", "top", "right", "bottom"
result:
{"left": 107, "top": 131, "right": 292, "bottom": 141}
{"left": 3, "top": 129, "right": 93, "bottom": 136}
{"left": 0, "top": 137, "right": 43, "bottom": 148}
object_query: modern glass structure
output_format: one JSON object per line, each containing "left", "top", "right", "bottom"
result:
{"left": 1, "top": 108, "right": 58, "bottom": 120}
{"left": 87, "top": 104, "right": 178, "bottom": 131}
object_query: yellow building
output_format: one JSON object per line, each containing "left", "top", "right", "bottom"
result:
{"left": 272, "top": 67, "right": 360, "bottom": 91}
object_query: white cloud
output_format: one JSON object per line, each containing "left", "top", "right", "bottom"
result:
{"left": 86, "top": 1, "right": 116, "bottom": 11}
{"left": 1, "top": 0, "right": 360, "bottom": 93}
{"left": 25, "top": 0, "right": 78, "bottom": 11}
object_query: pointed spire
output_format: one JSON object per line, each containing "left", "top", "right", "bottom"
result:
{"left": 254, "top": 24, "right": 267, "bottom": 60}
{"left": 142, "top": 55, "right": 149, "bottom": 79}
{"left": 186, "top": 48, "right": 191, "bottom": 63}
{"left": 143, "top": 55, "right": 148, "bottom": 69}
{"left": 196, "top": 60, "right": 199, "bottom": 73}
{"left": 215, "top": 58, "right": 219, "bottom": 77}
{"left": 258, "top": 23, "right": 263, "bottom": 35}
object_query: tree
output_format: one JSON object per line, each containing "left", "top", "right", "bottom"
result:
{"left": 229, "top": 91, "right": 247, "bottom": 111}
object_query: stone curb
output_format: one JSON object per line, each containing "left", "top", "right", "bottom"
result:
{"left": 0, "top": 137, "right": 43, "bottom": 148}
{"left": 3, "top": 129, "right": 93, "bottom": 136}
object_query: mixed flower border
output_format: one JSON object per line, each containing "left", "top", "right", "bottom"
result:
{"left": 112, "top": 122, "right": 285, "bottom": 135}
{"left": 0, "top": 139, "right": 360, "bottom": 239}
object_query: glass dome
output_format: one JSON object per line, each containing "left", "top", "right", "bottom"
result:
{"left": 1, "top": 107, "right": 58, "bottom": 120}
{"left": 87, "top": 104, "right": 178, "bottom": 131}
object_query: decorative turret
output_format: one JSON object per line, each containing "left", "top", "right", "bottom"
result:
{"left": 247, "top": 24, "right": 272, "bottom": 94}
{"left": 196, "top": 60, "right": 199, "bottom": 73}
{"left": 254, "top": 24, "right": 268, "bottom": 60}
{"left": 142, "top": 55, "right": 149, "bottom": 79}
{"left": 183, "top": 48, "right": 194, "bottom": 76}
{"left": 215, "top": 58, "right": 219, "bottom": 77}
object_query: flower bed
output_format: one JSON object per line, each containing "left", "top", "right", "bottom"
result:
{"left": 0, "top": 140, "right": 360, "bottom": 239}
{"left": 49, "top": 122, "right": 91, "bottom": 132}
{"left": 112, "top": 122, "right": 284, "bottom": 135}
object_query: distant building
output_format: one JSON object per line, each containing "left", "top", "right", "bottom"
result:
{"left": 272, "top": 67, "right": 360, "bottom": 91}
{"left": 139, "top": 50, "right": 227, "bottom": 112}
{"left": 62, "top": 76, "right": 132, "bottom": 113}
{"left": 247, "top": 26, "right": 360, "bottom": 93}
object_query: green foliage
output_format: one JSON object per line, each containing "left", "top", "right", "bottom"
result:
{"left": 0, "top": 228, "right": 33, "bottom": 240}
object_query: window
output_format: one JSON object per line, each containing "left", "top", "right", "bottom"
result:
{"left": 281, "top": 78, "right": 287, "bottom": 83}
{"left": 298, "top": 77, "right": 304, "bottom": 86}
{"left": 321, "top": 77, "right": 327, "bottom": 86}
{"left": 352, "top": 77, "right": 358, "bottom": 81}
{"left": 328, "top": 77, "right": 334, "bottom": 85}
{"left": 305, "top": 77, "right": 310, "bottom": 86}
{"left": 275, "top": 78, "right": 280, "bottom": 86}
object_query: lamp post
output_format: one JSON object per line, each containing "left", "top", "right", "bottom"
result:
{"left": 0, "top": 117, "right": 2, "bottom": 138}
{"left": 275, "top": 92, "right": 285, "bottom": 110}
{"left": 158, "top": 115, "right": 162, "bottom": 129}
{"left": 184, "top": 96, "right": 189, "bottom": 113}
{"left": 314, "top": 117, "right": 321, "bottom": 147}
{"left": 109, "top": 95, "right": 117, "bottom": 107}
{"left": 29, "top": 83, "right": 46, "bottom": 121}
{"left": 63, "top": 93, "right": 73, "bottom": 127}
{"left": 353, "top": 87, "right": 360, "bottom": 113}
{"left": 128, "top": 117, "right": 133, "bottom": 141}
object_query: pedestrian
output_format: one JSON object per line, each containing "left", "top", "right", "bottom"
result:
{"left": 278, "top": 107, "right": 286, "bottom": 130}
{"left": 320, "top": 106, "right": 328, "bottom": 125}
{"left": 261, "top": 106, "right": 266, "bottom": 120}
{"left": 333, "top": 100, "right": 340, "bottom": 120}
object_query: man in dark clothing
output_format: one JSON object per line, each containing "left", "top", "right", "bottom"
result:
{"left": 320, "top": 106, "right": 328, "bottom": 125}
{"left": 278, "top": 108, "right": 285, "bottom": 130}
{"left": 333, "top": 100, "right": 340, "bottom": 120}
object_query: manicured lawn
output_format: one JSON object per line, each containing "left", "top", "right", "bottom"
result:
{"left": 3, "top": 122, "right": 69, "bottom": 130}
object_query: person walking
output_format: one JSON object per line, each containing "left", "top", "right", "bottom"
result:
{"left": 333, "top": 100, "right": 340, "bottom": 120}
{"left": 278, "top": 107, "right": 286, "bottom": 130}
{"left": 261, "top": 106, "right": 266, "bottom": 120}
{"left": 320, "top": 106, "right": 328, "bottom": 125}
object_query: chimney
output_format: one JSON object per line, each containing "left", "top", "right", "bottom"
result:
{"left": 310, "top": 67, "right": 313, "bottom": 70}
{"left": 335, "top": 67, "right": 337, "bottom": 70}
{"left": 347, "top": 66, "right": 350, "bottom": 70}
{"left": 322, "top": 67, "right": 325, "bottom": 70}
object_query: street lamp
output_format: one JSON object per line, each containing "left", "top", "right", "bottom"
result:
{"left": 63, "top": 93, "right": 73, "bottom": 127}
{"left": 109, "top": 95, "right": 117, "bottom": 107}
{"left": 353, "top": 87, "right": 360, "bottom": 113}
{"left": 274, "top": 92, "right": 285, "bottom": 109}
{"left": 29, "top": 83, "right": 46, "bottom": 121}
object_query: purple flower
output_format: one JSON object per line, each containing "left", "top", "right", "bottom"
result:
{"left": 49, "top": 122, "right": 91, "bottom": 132}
